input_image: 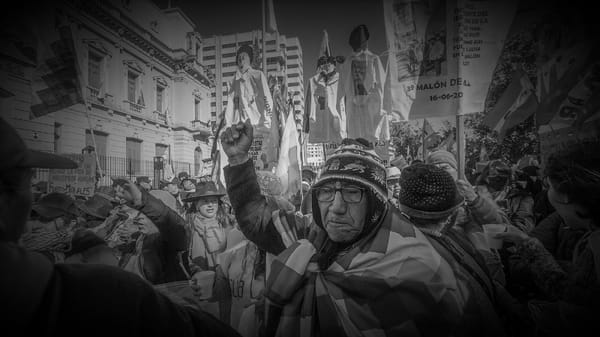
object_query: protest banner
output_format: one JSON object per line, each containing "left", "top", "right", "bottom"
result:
{"left": 49, "top": 153, "right": 96, "bottom": 197}
{"left": 383, "top": 0, "right": 517, "bottom": 120}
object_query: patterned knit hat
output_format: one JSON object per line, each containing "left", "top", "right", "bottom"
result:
{"left": 399, "top": 163, "right": 463, "bottom": 220}
{"left": 312, "top": 141, "right": 388, "bottom": 232}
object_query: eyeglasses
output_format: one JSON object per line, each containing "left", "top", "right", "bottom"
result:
{"left": 314, "top": 186, "right": 365, "bottom": 203}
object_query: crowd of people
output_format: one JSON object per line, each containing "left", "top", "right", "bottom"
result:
{"left": 2, "top": 112, "right": 599, "bottom": 337}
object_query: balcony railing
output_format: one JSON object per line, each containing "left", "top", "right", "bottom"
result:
{"left": 126, "top": 100, "right": 144, "bottom": 114}
{"left": 154, "top": 110, "right": 168, "bottom": 124}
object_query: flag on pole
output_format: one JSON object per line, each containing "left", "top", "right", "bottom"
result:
{"left": 482, "top": 68, "right": 538, "bottom": 137}
{"left": 276, "top": 106, "right": 301, "bottom": 199}
{"left": 265, "top": 0, "right": 278, "bottom": 33}
{"left": 28, "top": 7, "right": 84, "bottom": 119}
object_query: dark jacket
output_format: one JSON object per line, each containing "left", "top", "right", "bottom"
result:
{"left": 128, "top": 190, "right": 190, "bottom": 283}
{"left": 0, "top": 242, "right": 241, "bottom": 337}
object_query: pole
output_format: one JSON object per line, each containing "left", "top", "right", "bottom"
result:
{"left": 456, "top": 114, "right": 466, "bottom": 180}
{"left": 262, "top": 0, "right": 267, "bottom": 74}
{"left": 84, "top": 103, "right": 104, "bottom": 179}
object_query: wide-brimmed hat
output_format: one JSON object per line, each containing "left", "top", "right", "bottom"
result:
{"left": 182, "top": 180, "right": 225, "bottom": 202}
{"left": 0, "top": 117, "right": 78, "bottom": 171}
{"left": 399, "top": 163, "right": 464, "bottom": 220}
{"left": 31, "top": 192, "right": 79, "bottom": 219}
{"left": 75, "top": 194, "right": 114, "bottom": 220}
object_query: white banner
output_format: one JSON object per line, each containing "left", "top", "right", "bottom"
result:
{"left": 383, "top": 0, "right": 517, "bottom": 119}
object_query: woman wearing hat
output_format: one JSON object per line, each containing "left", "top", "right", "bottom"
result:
{"left": 184, "top": 181, "right": 234, "bottom": 289}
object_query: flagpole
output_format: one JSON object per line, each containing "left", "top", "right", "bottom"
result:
{"left": 262, "top": 0, "right": 267, "bottom": 74}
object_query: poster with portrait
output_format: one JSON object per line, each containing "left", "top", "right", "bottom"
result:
{"left": 383, "top": 0, "right": 517, "bottom": 120}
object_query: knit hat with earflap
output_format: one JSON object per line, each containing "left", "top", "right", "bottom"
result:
{"left": 399, "top": 163, "right": 463, "bottom": 220}
{"left": 312, "top": 138, "right": 388, "bottom": 234}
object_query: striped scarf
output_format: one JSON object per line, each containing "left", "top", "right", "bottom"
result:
{"left": 265, "top": 209, "right": 465, "bottom": 337}
{"left": 20, "top": 228, "right": 73, "bottom": 253}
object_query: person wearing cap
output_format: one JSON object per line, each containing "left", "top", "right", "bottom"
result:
{"left": 219, "top": 120, "right": 466, "bottom": 336}
{"left": 183, "top": 180, "right": 234, "bottom": 300}
{"left": 338, "top": 24, "right": 385, "bottom": 142}
{"left": 163, "top": 177, "right": 186, "bottom": 216}
{"left": 397, "top": 163, "right": 508, "bottom": 335}
{"left": 0, "top": 117, "right": 240, "bottom": 336}
{"left": 223, "top": 44, "right": 273, "bottom": 129}
{"left": 178, "top": 171, "right": 197, "bottom": 193}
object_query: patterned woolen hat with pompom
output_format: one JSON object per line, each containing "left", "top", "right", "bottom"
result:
{"left": 311, "top": 140, "right": 388, "bottom": 234}
{"left": 399, "top": 163, "right": 463, "bottom": 220}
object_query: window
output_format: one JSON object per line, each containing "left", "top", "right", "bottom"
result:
{"left": 126, "top": 138, "right": 142, "bottom": 175}
{"left": 223, "top": 62, "right": 237, "bottom": 67}
{"left": 127, "top": 71, "right": 138, "bottom": 102}
{"left": 222, "top": 71, "right": 236, "bottom": 77}
{"left": 88, "top": 52, "right": 103, "bottom": 89}
{"left": 86, "top": 130, "right": 108, "bottom": 170}
{"left": 266, "top": 40, "right": 276, "bottom": 45}
{"left": 286, "top": 45, "right": 299, "bottom": 51}
{"left": 156, "top": 86, "right": 164, "bottom": 112}
{"left": 289, "top": 73, "right": 300, "bottom": 78}
{"left": 203, "top": 55, "right": 215, "bottom": 61}
{"left": 195, "top": 99, "right": 201, "bottom": 120}
{"left": 222, "top": 43, "right": 237, "bottom": 49}
{"left": 287, "top": 55, "right": 299, "bottom": 60}
{"left": 288, "top": 64, "right": 299, "bottom": 69}
{"left": 222, "top": 53, "right": 236, "bottom": 58}
{"left": 210, "top": 102, "right": 216, "bottom": 107}
{"left": 211, "top": 92, "right": 216, "bottom": 97}
{"left": 85, "top": 130, "right": 108, "bottom": 157}
{"left": 203, "top": 45, "right": 215, "bottom": 51}
{"left": 289, "top": 82, "right": 299, "bottom": 87}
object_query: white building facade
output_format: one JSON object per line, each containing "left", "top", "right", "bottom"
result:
{"left": 0, "top": 0, "right": 217, "bottom": 185}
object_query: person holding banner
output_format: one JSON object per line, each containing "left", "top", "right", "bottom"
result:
{"left": 0, "top": 117, "right": 240, "bottom": 337}
{"left": 220, "top": 119, "right": 467, "bottom": 336}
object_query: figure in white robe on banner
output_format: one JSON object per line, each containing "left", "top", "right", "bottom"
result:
{"left": 224, "top": 45, "right": 273, "bottom": 129}
{"left": 339, "top": 24, "right": 386, "bottom": 142}
{"left": 305, "top": 31, "right": 346, "bottom": 143}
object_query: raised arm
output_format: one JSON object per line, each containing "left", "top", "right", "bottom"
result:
{"left": 220, "top": 119, "right": 286, "bottom": 255}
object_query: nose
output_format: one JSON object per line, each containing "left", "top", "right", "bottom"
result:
{"left": 329, "top": 190, "right": 347, "bottom": 214}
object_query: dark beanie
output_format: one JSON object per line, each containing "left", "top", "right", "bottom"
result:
{"left": 236, "top": 45, "right": 254, "bottom": 64}
{"left": 399, "top": 163, "right": 463, "bottom": 220}
{"left": 349, "top": 24, "right": 369, "bottom": 51}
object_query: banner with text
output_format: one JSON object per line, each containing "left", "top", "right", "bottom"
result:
{"left": 383, "top": 0, "right": 517, "bottom": 119}
{"left": 49, "top": 153, "right": 96, "bottom": 197}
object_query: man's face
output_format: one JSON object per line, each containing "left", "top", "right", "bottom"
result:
{"left": 167, "top": 183, "right": 179, "bottom": 195}
{"left": 387, "top": 178, "right": 400, "bottom": 197}
{"left": 237, "top": 52, "right": 251, "bottom": 70}
{"left": 317, "top": 181, "right": 368, "bottom": 243}
{"left": 196, "top": 196, "right": 219, "bottom": 218}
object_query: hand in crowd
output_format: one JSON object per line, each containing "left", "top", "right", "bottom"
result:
{"left": 456, "top": 179, "right": 478, "bottom": 203}
{"left": 220, "top": 119, "right": 253, "bottom": 165}
{"left": 493, "top": 224, "right": 529, "bottom": 244}
{"left": 190, "top": 271, "right": 215, "bottom": 300}
{"left": 113, "top": 177, "right": 143, "bottom": 207}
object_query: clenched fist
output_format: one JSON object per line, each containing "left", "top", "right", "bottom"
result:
{"left": 220, "top": 119, "right": 254, "bottom": 166}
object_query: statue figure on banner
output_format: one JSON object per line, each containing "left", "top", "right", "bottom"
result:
{"left": 305, "top": 30, "right": 346, "bottom": 144}
{"left": 339, "top": 24, "right": 386, "bottom": 142}
{"left": 223, "top": 44, "right": 273, "bottom": 129}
